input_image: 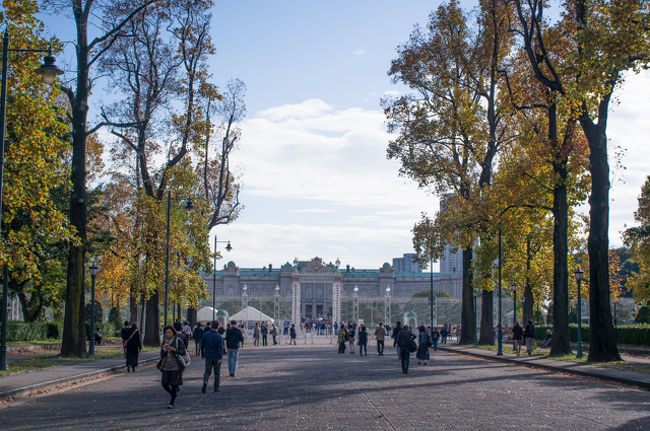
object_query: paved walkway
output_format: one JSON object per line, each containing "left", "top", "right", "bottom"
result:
{"left": 2, "top": 343, "right": 649, "bottom": 430}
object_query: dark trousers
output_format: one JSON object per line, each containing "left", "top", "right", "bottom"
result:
{"left": 377, "top": 340, "right": 384, "bottom": 355}
{"left": 399, "top": 347, "right": 410, "bottom": 373}
{"left": 203, "top": 358, "right": 221, "bottom": 390}
{"left": 195, "top": 339, "right": 201, "bottom": 356}
{"left": 262, "top": 334, "right": 268, "bottom": 346}
{"left": 272, "top": 335, "right": 277, "bottom": 345}
{"left": 359, "top": 342, "right": 367, "bottom": 355}
{"left": 338, "top": 342, "right": 346, "bottom": 353}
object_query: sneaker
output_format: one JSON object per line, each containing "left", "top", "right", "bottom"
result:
{"left": 230, "top": 373, "right": 235, "bottom": 377}
{"left": 201, "top": 383, "right": 207, "bottom": 393}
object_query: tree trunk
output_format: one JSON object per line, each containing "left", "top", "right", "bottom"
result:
{"left": 478, "top": 289, "right": 494, "bottom": 344}
{"left": 549, "top": 104, "right": 571, "bottom": 356}
{"left": 143, "top": 290, "right": 160, "bottom": 346}
{"left": 523, "top": 238, "right": 534, "bottom": 324}
{"left": 580, "top": 113, "right": 620, "bottom": 362}
{"left": 61, "top": 34, "right": 90, "bottom": 357}
{"left": 187, "top": 308, "right": 197, "bottom": 326}
{"left": 460, "top": 247, "right": 474, "bottom": 344}
{"left": 129, "top": 293, "right": 138, "bottom": 324}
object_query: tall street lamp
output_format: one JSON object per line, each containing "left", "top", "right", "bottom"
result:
{"left": 242, "top": 284, "right": 248, "bottom": 328}
{"left": 274, "top": 284, "right": 280, "bottom": 324}
{"left": 497, "top": 228, "right": 503, "bottom": 356}
{"left": 352, "top": 286, "right": 359, "bottom": 324}
{"left": 384, "top": 286, "right": 391, "bottom": 324}
{"left": 575, "top": 267, "right": 584, "bottom": 359}
{"left": 511, "top": 283, "right": 518, "bottom": 326}
{"left": 212, "top": 236, "right": 232, "bottom": 321}
{"left": 88, "top": 262, "right": 99, "bottom": 356}
{"left": 474, "top": 289, "right": 479, "bottom": 346}
{"left": 429, "top": 257, "right": 435, "bottom": 327}
{"left": 163, "top": 192, "right": 192, "bottom": 327}
{"left": 0, "top": 30, "right": 63, "bottom": 372}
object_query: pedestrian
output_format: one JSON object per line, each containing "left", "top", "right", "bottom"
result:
{"left": 374, "top": 323, "right": 386, "bottom": 356}
{"left": 158, "top": 325, "right": 186, "bottom": 409}
{"left": 431, "top": 326, "right": 440, "bottom": 352}
{"left": 289, "top": 324, "right": 297, "bottom": 344}
{"left": 524, "top": 320, "right": 536, "bottom": 356}
{"left": 337, "top": 325, "right": 347, "bottom": 353}
{"left": 193, "top": 322, "right": 204, "bottom": 356}
{"left": 225, "top": 320, "right": 244, "bottom": 377}
{"left": 416, "top": 325, "right": 431, "bottom": 365}
{"left": 347, "top": 324, "right": 355, "bottom": 354}
{"left": 512, "top": 321, "right": 524, "bottom": 356}
{"left": 201, "top": 321, "right": 224, "bottom": 393}
{"left": 396, "top": 325, "right": 416, "bottom": 374}
{"left": 440, "top": 324, "right": 448, "bottom": 344}
{"left": 358, "top": 325, "right": 368, "bottom": 356}
{"left": 542, "top": 329, "right": 552, "bottom": 347}
{"left": 120, "top": 321, "right": 130, "bottom": 341}
{"left": 270, "top": 324, "right": 278, "bottom": 345}
{"left": 392, "top": 321, "right": 402, "bottom": 358}
{"left": 253, "top": 322, "right": 260, "bottom": 346}
{"left": 182, "top": 320, "right": 192, "bottom": 347}
{"left": 94, "top": 327, "right": 103, "bottom": 345}
{"left": 261, "top": 322, "right": 268, "bottom": 346}
{"left": 124, "top": 322, "right": 142, "bottom": 372}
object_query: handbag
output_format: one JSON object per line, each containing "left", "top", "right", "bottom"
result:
{"left": 174, "top": 337, "right": 191, "bottom": 368}
{"left": 408, "top": 339, "right": 417, "bottom": 353}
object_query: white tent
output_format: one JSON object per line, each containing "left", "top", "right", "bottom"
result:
{"left": 229, "top": 306, "right": 274, "bottom": 324}
{"left": 197, "top": 306, "right": 219, "bottom": 322}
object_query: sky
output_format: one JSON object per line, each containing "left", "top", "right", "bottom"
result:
{"left": 42, "top": 0, "right": 649, "bottom": 270}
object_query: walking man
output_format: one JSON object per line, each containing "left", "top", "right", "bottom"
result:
{"left": 375, "top": 323, "right": 386, "bottom": 356}
{"left": 192, "top": 322, "right": 204, "bottom": 356}
{"left": 396, "top": 325, "right": 416, "bottom": 374}
{"left": 201, "top": 321, "right": 224, "bottom": 393}
{"left": 289, "top": 323, "right": 297, "bottom": 345}
{"left": 225, "top": 320, "right": 244, "bottom": 377}
{"left": 261, "top": 322, "right": 268, "bottom": 346}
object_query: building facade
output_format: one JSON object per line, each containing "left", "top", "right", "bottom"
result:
{"left": 392, "top": 253, "right": 422, "bottom": 273}
{"left": 206, "top": 256, "right": 463, "bottom": 320}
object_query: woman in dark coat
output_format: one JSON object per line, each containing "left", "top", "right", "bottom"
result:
{"left": 124, "top": 323, "right": 142, "bottom": 372}
{"left": 416, "top": 325, "right": 431, "bottom": 365}
{"left": 158, "top": 325, "right": 186, "bottom": 409}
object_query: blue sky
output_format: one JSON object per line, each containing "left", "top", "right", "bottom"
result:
{"left": 41, "top": 1, "right": 649, "bottom": 270}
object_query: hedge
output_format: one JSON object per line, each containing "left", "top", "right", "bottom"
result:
{"left": 535, "top": 324, "right": 650, "bottom": 347}
{"left": 0, "top": 321, "right": 63, "bottom": 342}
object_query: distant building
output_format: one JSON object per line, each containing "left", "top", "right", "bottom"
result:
{"left": 392, "top": 253, "right": 421, "bottom": 273}
{"left": 439, "top": 194, "right": 462, "bottom": 274}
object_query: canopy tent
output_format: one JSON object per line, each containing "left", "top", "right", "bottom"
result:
{"left": 229, "top": 306, "right": 274, "bottom": 324}
{"left": 197, "top": 306, "right": 218, "bottom": 322}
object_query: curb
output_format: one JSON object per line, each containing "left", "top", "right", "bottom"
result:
{"left": 0, "top": 355, "right": 159, "bottom": 402}
{"left": 440, "top": 346, "right": 650, "bottom": 391}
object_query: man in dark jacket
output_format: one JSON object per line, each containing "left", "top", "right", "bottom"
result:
{"left": 396, "top": 326, "right": 416, "bottom": 374}
{"left": 201, "top": 321, "right": 224, "bottom": 393}
{"left": 193, "top": 322, "right": 204, "bottom": 356}
{"left": 225, "top": 320, "right": 244, "bottom": 377}
{"left": 524, "top": 320, "right": 536, "bottom": 356}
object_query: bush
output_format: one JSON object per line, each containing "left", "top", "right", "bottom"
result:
{"left": 635, "top": 305, "right": 650, "bottom": 323}
{"left": 0, "top": 321, "right": 63, "bottom": 342}
{"left": 535, "top": 324, "right": 650, "bottom": 347}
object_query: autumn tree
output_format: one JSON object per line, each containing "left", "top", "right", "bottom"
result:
{"left": 624, "top": 176, "right": 650, "bottom": 304}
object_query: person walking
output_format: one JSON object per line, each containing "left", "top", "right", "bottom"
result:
{"left": 524, "top": 320, "right": 536, "bottom": 356}
{"left": 374, "top": 323, "right": 386, "bottom": 356}
{"left": 289, "top": 323, "right": 297, "bottom": 345}
{"left": 158, "top": 325, "right": 186, "bottom": 409}
{"left": 270, "top": 324, "right": 278, "bottom": 345}
{"left": 431, "top": 326, "right": 440, "bottom": 352}
{"left": 392, "top": 321, "right": 402, "bottom": 358}
{"left": 261, "top": 322, "right": 268, "bottom": 346}
{"left": 201, "top": 321, "right": 224, "bottom": 393}
{"left": 347, "top": 324, "right": 355, "bottom": 354}
{"left": 358, "top": 325, "right": 368, "bottom": 356}
{"left": 253, "top": 323, "right": 260, "bottom": 346}
{"left": 512, "top": 321, "right": 524, "bottom": 356}
{"left": 337, "top": 324, "right": 347, "bottom": 353}
{"left": 225, "top": 320, "right": 244, "bottom": 377}
{"left": 124, "top": 323, "right": 142, "bottom": 372}
{"left": 192, "top": 322, "right": 204, "bottom": 356}
{"left": 396, "top": 325, "right": 416, "bottom": 374}
{"left": 416, "top": 325, "right": 431, "bottom": 365}
{"left": 440, "top": 324, "right": 448, "bottom": 344}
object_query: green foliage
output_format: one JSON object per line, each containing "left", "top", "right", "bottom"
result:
{"left": 108, "top": 307, "right": 122, "bottom": 331}
{"left": 0, "top": 321, "right": 62, "bottom": 342}
{"left": 84, "top": 300, "right": 103, "bottom": 326}
{"left": 624, "top": 176, "right": 650, "bottom": 303}
{"left": 535, "top": 324, "right": 650, "bottom": 346}
{"left": 635, "top": 305, "right": 650, "bottom": 324}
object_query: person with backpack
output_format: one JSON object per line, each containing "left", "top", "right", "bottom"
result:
{"left": 201, "top": 321, "right": 224, "bottom": 393}
{"left": 358, "top": 325, "right": 368, "bottom": 356}
{"left": 524, "top": 320, "right": 536, "bottom": 356}
{"left": 431, "top": 326, "right": 440, "bottom": 352}
{"left": 396, "top": 325, "right": 416, "bottom": 374}
{"left": 416, "top": 325, "right": 431, "bottom": 365}
{"left": 158, "top": 325, "right": 187, "bottom": 409}
{"left": 225, "top": 320, "right": 244, "bottom": 377}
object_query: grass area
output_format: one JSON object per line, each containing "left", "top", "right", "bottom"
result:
{"left": 0, "top": 358, "right": 59, "bottom": 376}
{"left": 7, "top": 339, "right": 60, "bottom": 347}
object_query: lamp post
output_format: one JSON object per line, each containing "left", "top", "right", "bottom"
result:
{"left": 0, "top": 30, "right": 63, "bottom": 372}
{"left": 384, "top": 286, "right": 391, "bottom": 325}
{"left": 575, "top": 267, "right": 584, "bottom": 359}
{"left": 212, "top": 236, "right": 232, "bottom": 321}
{"left": 163, "top": 193, "right": 193, "bottom": 327}
{"left": 511, "top": 283, "right": 518, "bottom": 326}
{"left": 473, "top": 289, "right": 479, "bottom": 346}
{"left": 274, "top": 284, "right": 280, "bottom": 322}
{"left": 430, "top": 257, "right": 435, "bottom": 327}
{"left": 242, "top": 284, "right": 248, "bottom": 328}
{"left": 88, "top": 262, "right": 99, "bottom": 357}
{"left": 497, "top": 228, "right": 503, "bottom": 356}
{"left": 352, "top": 286, "right": 359, "bottom": 324}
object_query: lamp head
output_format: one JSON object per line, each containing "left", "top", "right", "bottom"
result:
{"left": 225, "top": 241, "right": 232, "bottom": 252}
{"left": 35, "top": 51, "right": 64, "bottom": 85}
{"left": 89, "top": 261, "right": 99, "bottom": 278}
{"left": 335, "top": 258, "right": 341, "bottom": 268}
{"left": 185, "top": 198, "right": 193, "bottom": 210}
{"left": 574, "top": 267, "right": 584, "bottom": 282}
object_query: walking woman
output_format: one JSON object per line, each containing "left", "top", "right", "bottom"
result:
{"left": 512, "top": 321, "right": 524, "bottom": 356}
{"left": 124, "top": 323, "right": 142, "bottom": 372}
{"left": 158, "top": 325, "right": 186, "bottom": 409}
{"left": 416, "top": 325, "right": 431, "bottom": 365}
{"left": 337, "top": 324, "right": 347, "bottom": 353}
{"left": 347, "top": 324, "right": 355, "bottom": 354}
